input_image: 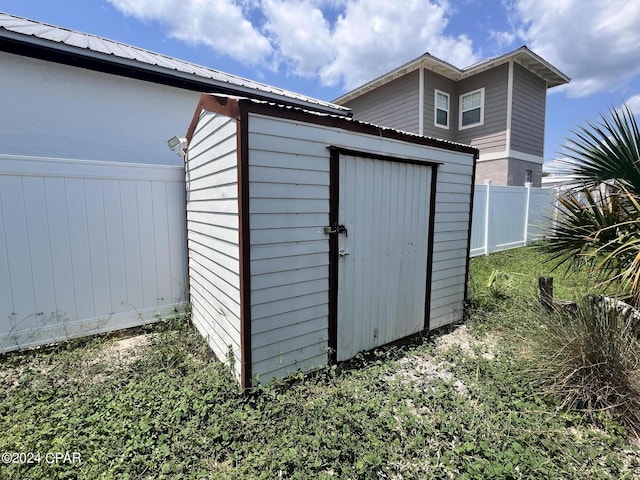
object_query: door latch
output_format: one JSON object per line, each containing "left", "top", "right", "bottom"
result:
{"left": 323, "top": 224, "right": 348, "bottom": 237}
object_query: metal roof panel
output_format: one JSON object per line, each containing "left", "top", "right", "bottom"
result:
{"left": 0, "top": 11, "right": 349, "bottom": 114}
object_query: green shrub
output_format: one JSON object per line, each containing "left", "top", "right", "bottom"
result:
{"left": 525, "top": 297, "right": 640, "bottom": 436}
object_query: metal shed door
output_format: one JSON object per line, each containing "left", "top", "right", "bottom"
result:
{"left": 336, "top": 154, "right": 432, "bottom": 361}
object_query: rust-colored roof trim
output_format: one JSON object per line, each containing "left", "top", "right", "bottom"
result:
{"left": 189, "top": 94, "right": 478, "bottom": 157}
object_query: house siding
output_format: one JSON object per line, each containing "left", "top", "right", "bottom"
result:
{"left": 342, "top": 71, "right": 420, "bottom": 134}
{"left": 422, "top": 70, "right": 457, "bottom": 141}
{"left": 185, "top": 111, "right": 242, "bottom": 380}
{"left": 511, "top": 63, "right": 546, "bottom": 157}
{"left": 454, "top": 64, "right": 509, "bottom": 153}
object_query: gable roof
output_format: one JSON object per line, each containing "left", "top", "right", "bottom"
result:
{"left": 333, "top": 45, "right": 570, "bottom": 105}
{"left": 0, "top": 11, "right": 349, "bottom": 116}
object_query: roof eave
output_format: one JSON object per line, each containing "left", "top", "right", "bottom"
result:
{"left": 461, "top": 46, "right": 570, "bottom": 88}
{"left": 0, "top": 28, "right": 351, "bottom": 116}
{"left": 332, "top": 53, "right": 463, "bottom": 105}
{"left": 334, "top": 46, "right": 570, "bottom": 105}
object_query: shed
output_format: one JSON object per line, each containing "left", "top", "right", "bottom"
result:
{"left": 184, "top": 94, "right": 478, "bottom": 387}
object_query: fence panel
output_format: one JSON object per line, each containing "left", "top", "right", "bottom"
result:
{"left": 0, "top": 155, "right": 188, "bottom": 352}
{"left": 469, "top": 187, "right": 487, "bottom": 257}
{"left": 470, "top": 181, "right": 557, "bottom": 257}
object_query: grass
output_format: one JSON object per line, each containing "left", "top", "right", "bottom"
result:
{"left": 1, "top": 246, "right": 639, "bottom": 479}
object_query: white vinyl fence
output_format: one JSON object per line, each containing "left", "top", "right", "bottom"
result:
{"left": 0, "top": 155, "right": 188, "bottom": 352}
{"left": 470, "top": 180, "right": 557, "bottom": 257}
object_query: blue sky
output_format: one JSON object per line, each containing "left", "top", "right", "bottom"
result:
{"left": 2, "top": 0, "right": 639, "bottom": 168}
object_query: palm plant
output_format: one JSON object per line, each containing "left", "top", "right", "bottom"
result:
{"left": 546, "top": 105, "right": 640, "bottom": 306}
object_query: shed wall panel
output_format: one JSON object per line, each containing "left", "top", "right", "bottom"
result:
{"left": 245, "top": 111, "right": 475, "bottom": 381}
{"left": 186, "top": 111, "right": 242, "bottom": 380}
{"left": 248, "top": 113, "right": 332, "bottom": 381}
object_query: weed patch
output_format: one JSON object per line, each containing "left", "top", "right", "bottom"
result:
{"left": 0, "top": 248, "right": 639, "bottom": 478}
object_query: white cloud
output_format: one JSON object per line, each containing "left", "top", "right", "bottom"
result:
{"left": 510, "top": 0, "right": 640, "bottom": 97}
{"left": 489, "top": 30, "right": 515, "bottom": 49}
{"left": 107, "top": 0, "right": 272, "bottom": 65}
{"left": 319, "top": 0, "right": 477, "bottom": 89}
{"left": 624, "top": 94, "right": 640, "bottom": 115}
{"left": 107, "top": 0, "right": 479, "bottom": 91}
{"left": 262, "top": 0, "right": 333, "bottom": 77}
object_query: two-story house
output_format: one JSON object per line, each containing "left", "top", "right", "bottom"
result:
{"left": 333, "top": 46, "right": 570, "bottom": 187}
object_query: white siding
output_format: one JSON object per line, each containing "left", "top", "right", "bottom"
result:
{"left": 186, "top": 111, "right": 242, "bottom": 379}
{"left": 246, "top": 112, "right": 475, "bottom": 379}
{"left": 0, "top": 155, "right": 188, "bottom": 352}
{"left": 429, "top": 156, "right": 474, "bottom": 329}
{"left": 248, "top": 115, "right": 331, "bottom": 382}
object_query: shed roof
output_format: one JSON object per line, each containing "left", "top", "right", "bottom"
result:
{"left": 187, "top": 94, "right": 479, "bottom": 159}
{"left": 0, "top": 11, "right": 349, "bottom": 116}
{"left": 333, "top": 45, "right": 571, "bottom": 105}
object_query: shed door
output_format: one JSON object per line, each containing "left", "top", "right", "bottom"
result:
{"left": 336, "top": 154, "right": 432, "bottom": 361}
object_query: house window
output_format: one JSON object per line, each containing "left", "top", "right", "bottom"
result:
{"left": 525, "top": 170, "right": 533, "bottom": 183}
{"left": 434, "top": 90, "right": 449, "bottom": 129}
{"left": 459, "top": 87, "right": 485, "bottom": 129}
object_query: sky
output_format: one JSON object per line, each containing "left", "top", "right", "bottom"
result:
{"left": 1, "top": 0, "right": 639, "bottom": 169}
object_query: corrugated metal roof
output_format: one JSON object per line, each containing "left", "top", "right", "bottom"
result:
{"left": 0, "top": 11, "right": 349, "bottom": 114}
{"left": 223, "top": 95, "right": 479, "bottom": 155}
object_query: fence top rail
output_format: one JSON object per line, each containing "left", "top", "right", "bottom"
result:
{"left": 0, "top": 154, "right": 184, "bottom": 181}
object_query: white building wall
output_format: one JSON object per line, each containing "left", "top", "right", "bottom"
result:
{"left": 0, "top": 51, "right": 200, "bottom": 165}
{"left": 186, "top": 111, "right": 243, "bottom": 379}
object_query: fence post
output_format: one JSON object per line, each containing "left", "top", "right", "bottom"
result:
{"left": 552, "top": 185, "right": 560, "bottom": 235}
{"left": 523, "top": 181, "right": 532, "bottom": 246}
{"left": 483, "top": 179, "right": 492, "bottom": 256}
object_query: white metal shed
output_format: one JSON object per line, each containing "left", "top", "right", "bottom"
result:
{"left": 184, "top": 94, "right": 478, "bottom": 388}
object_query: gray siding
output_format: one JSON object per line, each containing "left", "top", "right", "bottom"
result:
{"left": 422, "top": 70, "right": 456, "bottom": 141}
{"left": 511, "top": 63, "right": 546, "bottom": 157}
{"left": 343, "top": 71, "right": 420, "bottom": 133}
{"left": 186, "top": 111, "right": 242, "bottom": 380}
{"left": 455, "top": 64, "right": 508, "bottom": 153}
